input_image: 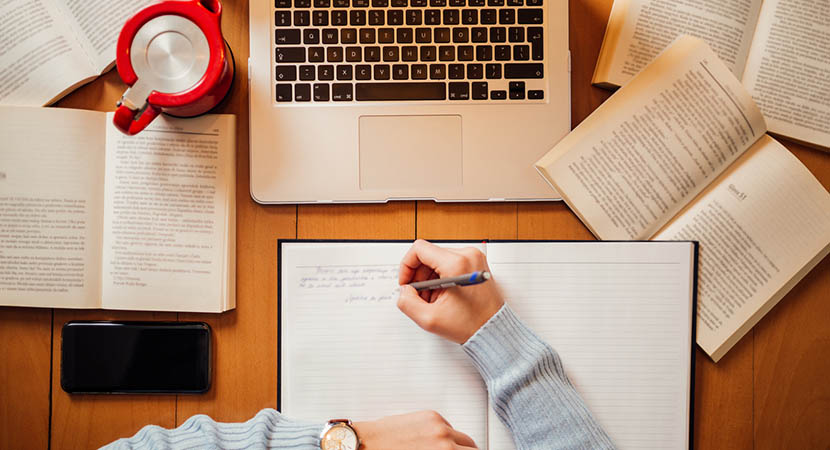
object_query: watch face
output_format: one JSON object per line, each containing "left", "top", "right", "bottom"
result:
{"left": 322, "top": 423, "right": 358, "bottom": 450}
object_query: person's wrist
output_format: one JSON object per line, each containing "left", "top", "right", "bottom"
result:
{"left": 351, "top": 421, "right": 375, "bottom": 449}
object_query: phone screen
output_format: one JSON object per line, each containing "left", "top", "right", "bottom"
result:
{"left": 61, "top": 322, "right": 211, "bottom": 394}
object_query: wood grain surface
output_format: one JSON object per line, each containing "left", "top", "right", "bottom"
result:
{"left": 0, "top": 0, "right": 827, "bottom": 448}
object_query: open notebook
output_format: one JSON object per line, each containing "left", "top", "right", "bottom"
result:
{"left": 278, "top": 241, "right": 697, "bottom": 449}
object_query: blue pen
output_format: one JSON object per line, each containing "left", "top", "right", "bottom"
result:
{"left": 409, "top": 271, "right": 491, "bottom": 291}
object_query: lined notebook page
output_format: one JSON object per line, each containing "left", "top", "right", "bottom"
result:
{"left": 486, "top": 242, "right": 695, "bottom": 450}
{"left": 280, "top": 242, "right": 489, "bottom": 448}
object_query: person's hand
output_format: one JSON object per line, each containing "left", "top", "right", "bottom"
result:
{"left": 397, "top": 239, "right": 504, "bottom": 344}
{"left": 353, "top": 410, "right": 478, "bottom": 449}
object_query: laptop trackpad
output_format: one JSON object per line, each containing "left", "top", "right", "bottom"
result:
{"left": 359, "top": 115, "right": 462, "bottom": 191}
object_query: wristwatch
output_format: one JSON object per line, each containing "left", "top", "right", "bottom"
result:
{"left": 320, "top": 419, "right": 360, "bottom": 450}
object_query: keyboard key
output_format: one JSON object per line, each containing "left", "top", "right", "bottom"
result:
{"left": 350, "top": 10, "right": 366, "bottom": 25}
{"left": 434, "top": 28, "right": 451, "bottom": 43}
{"left": 322, "top": 28, "right": 338, "bottom": 44}
{"left": 504, "top": 63, "right": 543, "bottom": 78}
{"left": 295, "top": 0, "right": 311, "bottom": 7}
{"left": 276, "top": 29, "right": 300, "bottom": 45}
{"left": 513, "top": 44, "right": 529, "bottom": 60}
{"left": 303, "top": 28, "right": 320, "bottom": 44}
{"left": 372, "top": 0, "right": 389, "bottom": 6}
{"left": 299, "top": 65, "right": 316, "bottom": 80}
{"left": 416, "top": 28, "right": 432, "bottom": 43}
{"left": 276, "top": 65, "right": 297, "bottom": 81}
{"left": 494, "top": 45, "right": 510, "bottom": 60}
{"left": 476, "top": 45, "right": 492, "bottom": 61}
{"left": 388, "top": 10, "right": 404, "bottom": 25}
{"left": 471, "top": 27, "right": 487, "bottom": 42}
{"left": 449, "top": 63, "right": 464, "bottom": 79}
{"left": 356, "top": 82, "right": 446, "bottom": 100}
{"left": 466, "top": 63, "right": 483, "bottom": 79}
{"left": 275, "top": 0, "right": 291, "bottom": 8}
{"left": 526, "top": 0, "right": 542, "bottom": 5}
{"left": 294, "top": 10, "right": 310, "bottom": 26}
{"left": 469, "top": 0, "right": 485, "bottom": 5}
{"left": 360, "top": 28, "right": 376, "bottom": 44}
{"left": 393, "top": 64, "right": 409, "bottom": 79}
{"left": 443, "top": 9, "right": 460, "bottom": 25}
{"left": 430, "top": 0, "right": 447, "bottom": 6}
{"left": 490, "top": 89, "right": 506, "bottom": 99}
{"left": 430, "top": 63, "right": 446, "bottom": 79}
{"left": 528, "top": 27, "right": 543, "bottom": 60}
{"left": 276, "top": 47, "right": 305, "bottom": 63}
{"left": 295, "top": 83, "right": 311, "bottom": 101}
{"left": 392, "top": 0, "right": 408, "bottom": 5}
{"left": 397, "top": 28, "right": 414, "bottom": 43}
{"left": 318, "top": 65, "right": 334, "bottom": 80}
{"left": 345, "top": 46, "right": 362, "bottom": 61}
{"left": 453, "top": 27, "right": 469, "bottom": 43}
{"left": 487, "top": 0, "right": 504, "bottom": 5}
{"left": 332, "top": 10, "right": 348, "bottom": 25}
{"left": 507, "top": 0, "right": 522, "bottom": 5}
{"left": 275, "top": 11, "right": 291, "bottom": 26}
{"left": 332, "top": 83, "right": 354, "bottom": 101}
{"left": 424, "top": 9, "right": 441, "bottom": 25}
{"left": 314, "top": 83, "right": 330, "bottom": 101}
{"left": 327, "top": 47, "right": 344, "bottom": 62}
{"left": 365, "top": 46, "right": 381, "bottom": 61}
{"left": 412, "top": 64, "right": 428, "bottom": 79}
{"left": 341, "top": 28, "right": 357, "bottom": 43}
{"left": 528, "top": 89, "right": 544, "bottom": 99}
{"left": 498, "top": 9, "right": 515, "bottom": 24}
{"left": 369, "top": 10, "right": 385, "bottom": 25}
{"left": 356, "top": 65, "right": 372, "bottom": 79}
{"left": 379, "top": 28, "right": 395, "bottom": 43}
{"left": 382, "top": 46, "right": 399, "bottom": 61}
{"left": 490, "top": 27, "right": 505, "bottom": 42}
{"left": 518, "top": 8, "right": 543, "bottom": 24}
{"left": 462, "top": 9, "right": 478, "bottom": 24}
{"left": 353, "top": 0, "right": 369, "bottom": 5}
{"left": 337, "top": 65, "right": 353, "bottom": 80}
{"left": 472, "top": 81, "right": 488, "bottom": 99}
{"left": 308, "top": 47, "right": 325, "bottom": 62}
{"left": 420, "top": 45, "right": 437, "bottom": 61}
{"left": 411, "top": 0, "right": 427, "bottom": 5}
{"left": 458, "top": 45, "right": 474, "bottom": 60}
{"left": 276, "top": 84, "right": 292, "bottom": 102}
{"left": 374, "top": 64, "right": 391, "bottom": 79}
{"left": 439, "top": 46, "right": 455, "bottom": 61}
{"left": 406, "top": 10, "right": 422, "bottom": 25}
{"left": 450, "top": 0, "right": 466, "bottom": 5}
{"left": 313, "top": 10, "right": 328, "bottom": 26}
{"left": 508, "top": 27, "right": 524, "bottom": 42}
{"left": 449, "top": 82, "right": 469, "bottom": 100}
{"left": 402, "top": 46, "right": 419, "bottom": 61}
{"left": 334, "top": 0, "right": 349, "bottom": 6}
{"left": 485, "top": 63, "right": 501, "bottom": 78}
{"left": 480, "top": 9, "right": 497, "bottom": 24}
{"left": 509, "top": 81, "right": 525, "bottom": 99}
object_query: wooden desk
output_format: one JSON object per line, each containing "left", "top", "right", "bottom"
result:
{"left": 1, "top": 0, "right": 828, "bottom": 448}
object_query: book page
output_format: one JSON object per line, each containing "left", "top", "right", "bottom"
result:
{"left": 537, "top": 36, "right": 766, "bottom": 240}
{"left": 280, "top": 242, "right": 489, "bottom": 449}
{"left": 52, "top": 0, "right": 156, "bottom": 72}
{"left": 101, "top": 114, "right": 236, "bottom": 312}
{"left": 654, "top": 135, "right": 830, "bottom": 361}
{"left": 593, "top": 0, "right": 763, "bottom": 88}
{"left": 486, "top": 241, "right": 695, "bottom": 450}
{"left": 741, "top": 0, "right": 830, "bottom": 150}
{"left": 0, "top": 0, "right": 96, "bottom": 106}
{"left": 0, "top": 106, "right": 106, "bottom": 308}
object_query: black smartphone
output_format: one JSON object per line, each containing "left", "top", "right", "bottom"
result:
{"left": 61, "top": 321, "right": 211, "bottom": 394}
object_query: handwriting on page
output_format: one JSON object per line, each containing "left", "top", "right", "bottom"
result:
{"left": 297, "top": 264, "right": 399, "bottom": 304}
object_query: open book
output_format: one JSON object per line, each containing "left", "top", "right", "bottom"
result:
{"left": 591, "top": 0, "right": 830, "bottom": 150}
{"left": 0, "top": 0, "right": 154, "bottom": 106}
{"left": 536, "top": 36, "right": 830, "bottom": 362}
{"left": 0, "top": 106, "right": 236, "bottom": 312}
{"left": 279, "top": 240, "right": 697, "bottom": 449}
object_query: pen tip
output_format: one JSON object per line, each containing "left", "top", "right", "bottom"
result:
{"left": 482, "top": 271, "right": 491, "bottom": 280}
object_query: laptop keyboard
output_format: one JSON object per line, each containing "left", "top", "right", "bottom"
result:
{"left": 273, "top": 0, "right": 546, "bottom": 102}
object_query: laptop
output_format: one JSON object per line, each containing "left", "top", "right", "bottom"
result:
{"left": 249, "top": 0, "right": 569, "bottom": 203}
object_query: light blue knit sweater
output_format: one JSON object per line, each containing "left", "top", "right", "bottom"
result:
{"left": 105, "top": 305, "right": 615, "bottom": 449}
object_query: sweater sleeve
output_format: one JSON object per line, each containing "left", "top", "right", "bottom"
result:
{"left": 462, "top": 304, "right": 616, "bottom": 450}
{"left": 101, "top": 408, "right": 323, "bottom": 450}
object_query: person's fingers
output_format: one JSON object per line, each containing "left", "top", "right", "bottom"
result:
{"left": 399, "top": 240, "right": 456, "bottom": 284}
{"left": 448, "top": 428, "right": 477, "bottom": 447}
{"left": 397, "top": 285, "right": 434, "bottom": 330}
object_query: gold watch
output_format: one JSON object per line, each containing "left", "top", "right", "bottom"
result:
{"left": 320, "top": 419, "right": 360, "bottom": 450}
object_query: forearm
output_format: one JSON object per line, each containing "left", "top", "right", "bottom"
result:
{"left": 462, "top": 305, "right": 615, "bottom": 450}
{"left": 103, "top": 409, "right": 323, "bottom": 450}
